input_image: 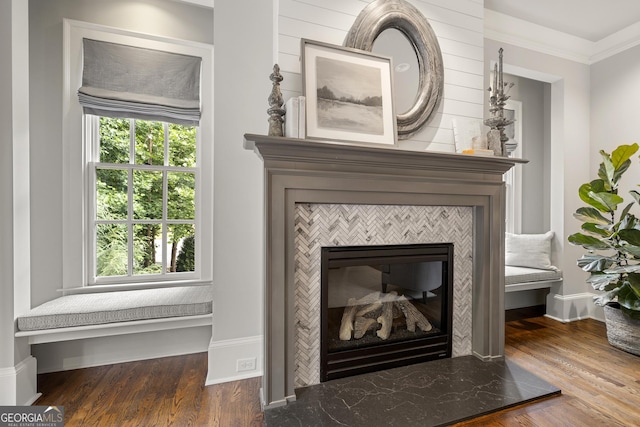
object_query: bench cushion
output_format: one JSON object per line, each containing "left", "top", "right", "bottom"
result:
{"left": 17, "top": 285, "right": 212, "bottom": 331}
{"left": 505, "top": 266, "right": 563, "bottom": 286}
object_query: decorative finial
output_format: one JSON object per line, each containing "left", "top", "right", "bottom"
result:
{"left": 267, "top": 64, "right": 285, "bottom": 137}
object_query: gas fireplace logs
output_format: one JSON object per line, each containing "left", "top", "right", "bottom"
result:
{"left": 338, "top": 291, "right": 383, "bottom": 340}
{"left": 395, "top": 295, "right": 433, "bottom": 333}
{"left": 338, "top": 291, "right": 433, "bottom": 341}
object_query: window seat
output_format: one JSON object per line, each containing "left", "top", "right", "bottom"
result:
{"left": 505, "top": 266, "right": 563, "bottom": 293}
{"left": 15, "top": 285, "right": 212, "bottom": 344}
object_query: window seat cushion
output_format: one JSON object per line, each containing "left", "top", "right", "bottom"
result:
{"left": 17, "top": 285, "right": 212, "bottom": 332}
{"left": 505, "top": 266, "right": 563, "bottom": 286}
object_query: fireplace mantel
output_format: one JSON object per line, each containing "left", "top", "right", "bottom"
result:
{"left": 244, "top": 134, "right": 525, "bottom": 177}
{"left": 244, "top": 134, "right": 526, "bottom": 409}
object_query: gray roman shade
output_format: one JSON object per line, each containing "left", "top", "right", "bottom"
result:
{"left": 78, "top": 39, "right": 201, "bottom": 126}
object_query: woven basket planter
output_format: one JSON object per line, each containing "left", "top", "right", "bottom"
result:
{"left": 604, "top": 303, "right": 640, "bottom": 356}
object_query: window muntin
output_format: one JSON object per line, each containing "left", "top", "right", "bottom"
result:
{"left": 90, "top": 116, "right": 198, "bottom": 284}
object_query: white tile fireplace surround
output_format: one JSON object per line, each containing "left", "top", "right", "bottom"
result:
{"left": 294, "top": 203, "right": 473, "bottom": 387}
{"left": 244, "top": 134, "right": 524, "bottom": 409}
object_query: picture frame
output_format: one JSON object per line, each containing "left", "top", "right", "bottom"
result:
{"left": 301, "top": 39, "right": 397, "bottom": 146}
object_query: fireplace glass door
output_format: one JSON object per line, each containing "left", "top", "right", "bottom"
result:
{"left": 321, "top": 243, "right": 453, "bottom": 381}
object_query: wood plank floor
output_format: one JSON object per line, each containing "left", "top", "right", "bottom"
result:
{"left": 35, "top": 316, "right": 640, "bottom": 426}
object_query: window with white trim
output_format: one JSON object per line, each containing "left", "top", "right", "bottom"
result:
{"left": 63, "top": 20, "right": 213, "bottom": 290}
{"left": 504, "top": 99, "right": 523, "bottom": 234}
{"left": 87, "top": 117, "right": 199, "bottom": 284}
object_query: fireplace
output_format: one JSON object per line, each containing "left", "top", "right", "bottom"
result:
{"left": 243, "top": 134, "right": 523, "bottom": 409}
{"left": 321, "top": 243, "right": 454, "bottom": 381}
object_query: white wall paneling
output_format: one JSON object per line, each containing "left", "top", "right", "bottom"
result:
{"left": 278, "top": 0, "right": 485, "bottom": 152}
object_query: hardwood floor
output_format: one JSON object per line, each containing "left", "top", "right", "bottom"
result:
{"left": 35, "top": 353, "right": 264, "bottom": 427}
{"left": 35, "top": 316, "right": 640, "bottom": 426}
{"left": 455, "top": 316, "right": 640, "bottom": 427}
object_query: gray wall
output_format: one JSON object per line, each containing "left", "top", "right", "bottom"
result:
{"left": 211, "top": 0, "right": 271, "bottom": 345}
{"left": 25, "top": 0, "right": 214, "bottom": 371}
{"left": 504, "top": 73, "right": 552, "bottom": 234}
{"left": 28, "top": 0, "right": 213, "bottom": 307}
{"left": 590, "top": 43, "right": 640, "bottom": 319}
{"left": 489, "top": 73, "right": 553, "bottom": 310}
{"left": 1, "top": 0, "right": 17, "bottom": 370}
{"left": 591, "top": 43, "right": 640, "bottom": 200}
{"left": 485, "top": 38, "right": 593, "bottom": 320}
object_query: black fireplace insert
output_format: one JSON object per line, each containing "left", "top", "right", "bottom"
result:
{"left": 321, "top": 243, "right": 454, "bottom": 381}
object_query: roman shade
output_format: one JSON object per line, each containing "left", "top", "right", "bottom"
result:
{"left": 78, "top": 39, "right": 202, "bottom": 126}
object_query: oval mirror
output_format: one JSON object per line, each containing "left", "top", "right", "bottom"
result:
{"left": 344, "top": 0, "right": 444, "bottom": 139}
{"left": 372, "top": 28, "right": 420, "bottom": 115}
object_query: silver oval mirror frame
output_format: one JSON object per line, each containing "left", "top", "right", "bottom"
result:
{"left": 344, "top": 0, "right": 444, "bottom": 139}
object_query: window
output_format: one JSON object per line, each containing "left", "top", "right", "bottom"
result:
{"left": 88, "top": 117, "right": 198, "bottom": 284}
{"left": 63, "top": 20, "right": 213, "bottom": 290}
{"left": 504, "top": 100, "right": 523, "bottom": 234}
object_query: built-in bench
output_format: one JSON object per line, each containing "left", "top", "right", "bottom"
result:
{"left": 505, "top": 265, "right": 563, "bottom": 292}
{"left": 504, "top": 231, "right": 563, "bottom": 301}
{"left": 15, "top": 285, "right": 213, "bottom": 344}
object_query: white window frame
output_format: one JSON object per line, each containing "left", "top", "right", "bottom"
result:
{"left": 63, "top": 19, "right": 213, "bottom": 292}
{"left": 87, "top": 117, "right": 199, "bottom": 285}
{"left": 504, "top": 99, "right": 523, "bottom": 234}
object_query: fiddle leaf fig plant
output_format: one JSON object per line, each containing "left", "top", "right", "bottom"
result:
{"left": 568, "top": 143, "right": 640, "bottom": 320}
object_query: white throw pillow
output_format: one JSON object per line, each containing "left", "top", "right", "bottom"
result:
{"left": 505, "top": 231, "right": 558, "bottom": 271}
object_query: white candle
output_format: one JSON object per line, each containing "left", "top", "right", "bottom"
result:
{"left": 492, "top": 63, "right": 498, "bottom": 97}
{"left": 498, "top": 48, "right": 504, "bottom": 96}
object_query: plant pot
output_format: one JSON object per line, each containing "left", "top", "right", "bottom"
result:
{"left": 603, "top": 302, "right": 640, "bottom": 356}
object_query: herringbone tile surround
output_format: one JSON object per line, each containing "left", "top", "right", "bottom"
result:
{"left": 293, "top": 204, "right": 473, "bottom": 387}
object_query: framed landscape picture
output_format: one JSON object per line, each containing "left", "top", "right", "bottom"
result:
{"left": 301, "top": 39, "right": 397, "bottom": 146}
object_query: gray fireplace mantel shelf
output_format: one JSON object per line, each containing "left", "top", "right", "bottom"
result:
{"left": 244, "top": 134, "right": 527, "bottom": 178}
{"left": 244, "top": 133, "right": 528, "bottom": 410}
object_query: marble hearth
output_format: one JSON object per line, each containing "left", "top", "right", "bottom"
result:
{"left": 244, "top": 134, "right": 524, "bottom": 409}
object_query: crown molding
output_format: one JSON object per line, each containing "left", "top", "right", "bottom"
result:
{"left": 484, "top": 9, "right": 592, "bottom": 64}
{"left": 592, "top": 20, "right": 640, "bottom": 63}
{"left": 484, "top": 9, "right": 640, "bottom": 64}
{"left": 173, "top": 0, "right": 213, "bottom": 9}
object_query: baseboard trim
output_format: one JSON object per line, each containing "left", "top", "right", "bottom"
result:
{"left": 206, "top": 371, "right": 262, "bottom": 385}
{"left": 0, "top": 356, "right": 39, "bottom": 405}
{"left": 260, "top": 387, "right": 296, "bottom": 410}
{"left": 544, "top": 313, "right": 592, "bottom": 323}
{"left": 546, "top": 292, "right": 596, "bottom": 322}
{"left": 471, "top": 352, "right": 504, "bottom": 362}
{"left": 206, "top": 335, "right": 263, "bottom": 386}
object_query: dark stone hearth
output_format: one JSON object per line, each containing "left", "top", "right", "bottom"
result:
{"left": 264, "top": 356, "right": 560, "bottom": 426}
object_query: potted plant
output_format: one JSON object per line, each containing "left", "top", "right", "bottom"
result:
{"left": 569, "top": 143, "right": 640, "bottom": 355}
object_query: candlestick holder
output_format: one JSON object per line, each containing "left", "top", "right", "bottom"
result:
{"left": 484, "top": 48, "right": 515, "bottom": 157}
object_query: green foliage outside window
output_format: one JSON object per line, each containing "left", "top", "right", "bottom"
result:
{"left": 95, "top": 117, "right": 196, "bottom": 279}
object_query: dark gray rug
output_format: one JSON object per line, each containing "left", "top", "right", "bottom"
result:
{"left": 264, "top": 356, "right": 560, "bottom": 426}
